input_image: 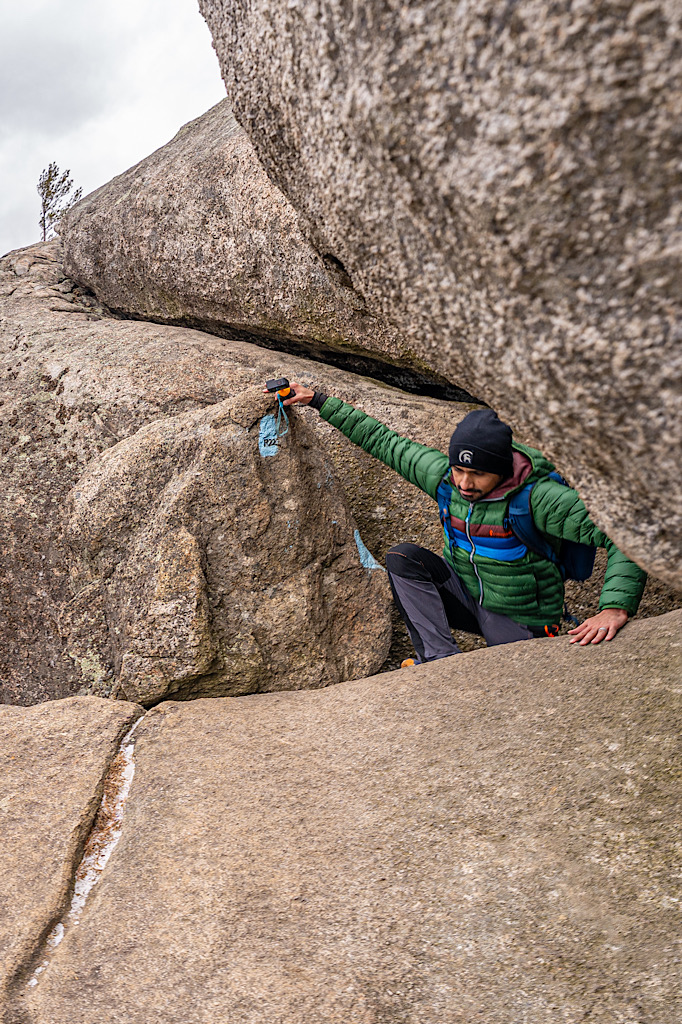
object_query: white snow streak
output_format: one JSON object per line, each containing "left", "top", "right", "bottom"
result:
{"left": 26, "top": 716, "right": 142, "bottom": 989}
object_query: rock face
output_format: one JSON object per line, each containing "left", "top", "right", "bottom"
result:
{"left": 61, "top": 100, "right": 406, "bottom": 364}
{"left": 62, "top": 388, "right": 391, "bottom": 706}
{"left": 6, "top": 610, "right": 679, "bottom": 1024}
{"left": 1, "top": 243, "right": 678, "bottom": 705}
{"left": 201, "top": 0, "right": 682, "bottom": 587}
{"left": 0, "top": 697, "right": 141, "bottom": 1009}
{"left": 0, "top": 242, "right": 470, "bottom": 705}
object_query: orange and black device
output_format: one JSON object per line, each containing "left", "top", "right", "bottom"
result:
{"left": 265, "top": 378, "right": 295, "bottom": 401}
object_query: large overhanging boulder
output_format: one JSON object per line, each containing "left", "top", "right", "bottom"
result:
{"left": 61, "top": 100, "right": 406, "bottom": 365}
{"left": 200, "top": 0, "right": 682, "bottom": 588}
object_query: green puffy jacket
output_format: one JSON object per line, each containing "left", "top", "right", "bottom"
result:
{"left": 319, "top": 398, "right": 646, "bottom": 630}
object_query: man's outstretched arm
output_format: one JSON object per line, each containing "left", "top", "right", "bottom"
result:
{"left": 278, "top": 382, "right": 450, "bottom": 499}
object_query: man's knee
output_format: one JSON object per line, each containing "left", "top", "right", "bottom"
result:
{"left": 386, "top": 544, "right": 451, "bottom": 585}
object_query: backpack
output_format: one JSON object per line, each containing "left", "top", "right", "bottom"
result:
{"left": 507, "top": 472, "right": 596, "bottom": 581}
{"left": 436, "top": 469, "right": 596, "bottom": 582}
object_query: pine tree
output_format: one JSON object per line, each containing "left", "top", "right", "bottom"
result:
{"left": 37, "top": 163, "right": 83, "bottom": 241}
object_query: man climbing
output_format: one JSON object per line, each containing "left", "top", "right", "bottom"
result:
{"left": 278, "top": 382, "right": 647, "bottom": 664}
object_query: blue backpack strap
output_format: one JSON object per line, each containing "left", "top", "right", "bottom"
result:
{"left": 507, "top": 481, "right": 558, "bottom": 565}
{"left": 436, "top": 470, "right": 457, "bottom": 561}
{"left": 508, "top": 472, "right": 596, "bottom": 582}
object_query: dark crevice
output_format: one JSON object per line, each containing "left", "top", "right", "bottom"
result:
{"left": 111, "top": 309, "right": 484, "bottom": 405}
{"left": 321, "top": 252, "right": 355, "bottom": 290}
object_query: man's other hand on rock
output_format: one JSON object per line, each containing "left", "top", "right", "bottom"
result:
{"left": 568, "top": 607, "right": 628, "bottom": 645}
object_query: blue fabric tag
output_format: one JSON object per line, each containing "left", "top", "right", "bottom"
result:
{"left": 258, "top": 414, "right": 280, "bottom": 457}
{"left": 354, "top": 530, "right": 384, "bottom": 571}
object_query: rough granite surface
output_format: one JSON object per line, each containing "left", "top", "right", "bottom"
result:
{"left": 61, "top": 387, "right": 392, "bottom": 706}
{"left": 201, "top": 0, "right": 682, "bottom": 587}
{"left": 0, "top": 696, "right": 141, "bottom": 1014}
{"left": 0, "top": 242, "right": 473, "bottom": 705}
{"left": 61, "top": 100, "right": 406, "bottom": 364}
{"left": 19, "top": 609, "right": 682, "bottom": 1024}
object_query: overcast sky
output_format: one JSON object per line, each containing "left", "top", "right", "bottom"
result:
{"left": 0, "top": 0, "right": 226, "bottom": 256}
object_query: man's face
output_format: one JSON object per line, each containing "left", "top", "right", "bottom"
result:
{"left": 450, "top": 465, "right": 503, "bottom": 501}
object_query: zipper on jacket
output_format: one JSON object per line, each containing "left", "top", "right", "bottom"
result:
{"left": 465, "top": 503, "right": 484, "bottom": 604}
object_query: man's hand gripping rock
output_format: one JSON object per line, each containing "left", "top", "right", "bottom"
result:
{"left": 568, "top": 607, "right": 628, "bottom": 645}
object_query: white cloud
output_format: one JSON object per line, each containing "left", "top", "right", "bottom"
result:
{"left": 0, "top": 0, "right": 226, "bottom": 255}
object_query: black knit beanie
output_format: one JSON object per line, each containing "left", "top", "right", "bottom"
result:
{"left": 449, "top": 409, "right": 514, "bottom": 478}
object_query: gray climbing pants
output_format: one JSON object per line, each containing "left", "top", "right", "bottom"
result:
{"left": 386, "top": 543, "right": 541, "bottom": 663}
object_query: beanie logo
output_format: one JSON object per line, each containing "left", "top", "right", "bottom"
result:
{"left": 458, "top": 450, "right": 473, "bottom": 465}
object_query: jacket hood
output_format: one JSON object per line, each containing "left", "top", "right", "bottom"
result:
{"left": 483, "top": 451, "right": 533, "bottom": 500}
{"left": 475, "top": 441, "right": 556, "bottom": 501}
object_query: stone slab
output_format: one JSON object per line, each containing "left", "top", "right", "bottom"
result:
{"left": 62, "top": 101, "right": 407, "bottom": 365}
{"left": 0, "top": 696, "right": 142, "bottom": 1013}
{"left": 27, "top": 611, "right": 681, "bottom": 1023}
